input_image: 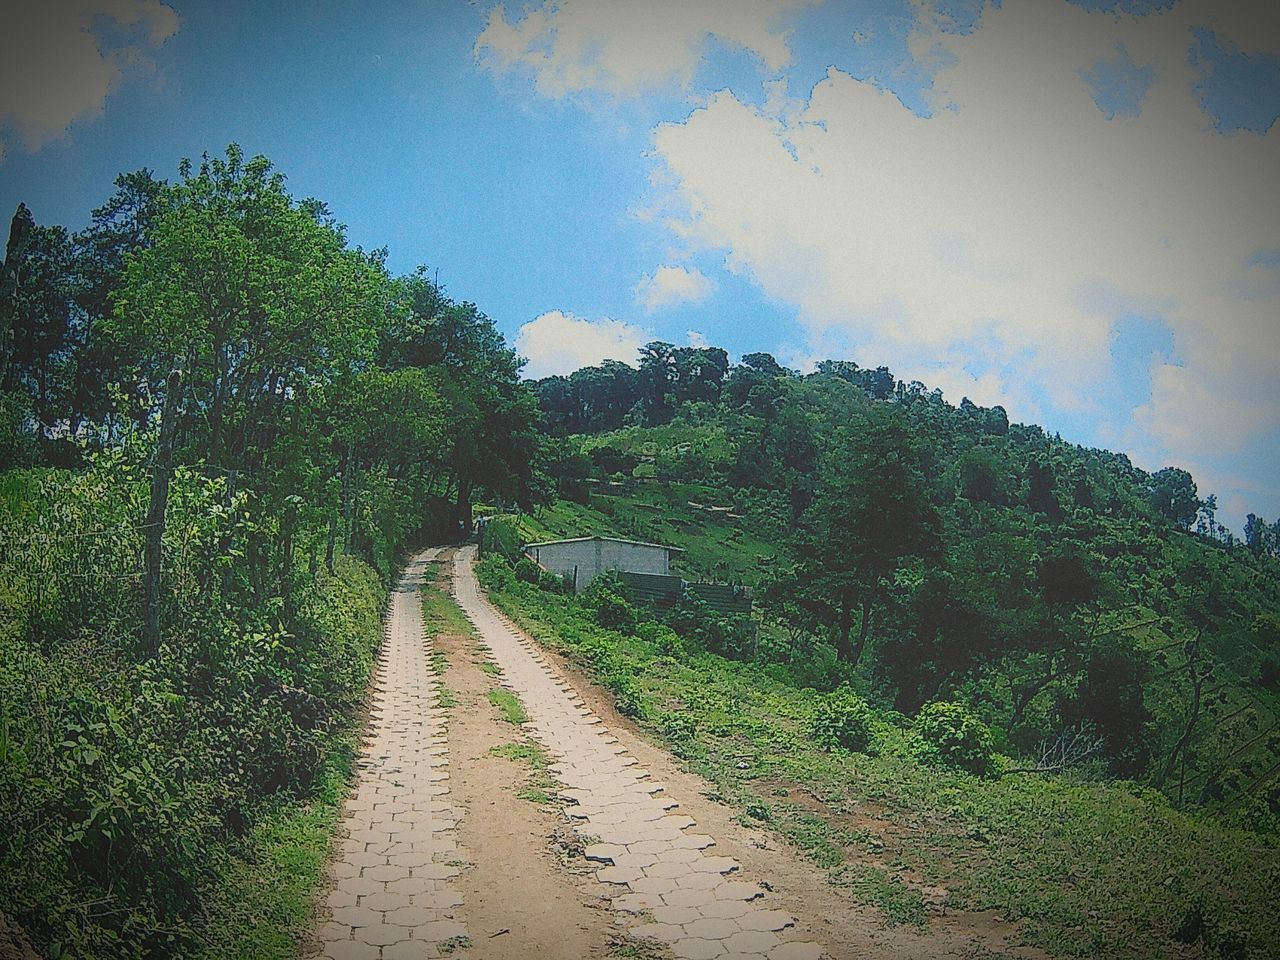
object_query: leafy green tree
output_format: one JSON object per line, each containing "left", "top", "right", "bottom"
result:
{"left": 0, "top": 205, "right": 78, "bottom": 436}
{"left": 637, "top": 340, "right": 677, "bottom": 424}
{"left": 1147, "top": 466, "right": 1201, "bottom": 529}
{"left": 783, "top": 413, "right": 941, "bottom": 665}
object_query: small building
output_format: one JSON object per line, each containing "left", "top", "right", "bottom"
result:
{"left": 523, "top": 536, "right": 683, "bottom": 594}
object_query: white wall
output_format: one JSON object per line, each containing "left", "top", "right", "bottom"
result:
{"left": 528, "top": 539, "right": 671, "bottom": 592}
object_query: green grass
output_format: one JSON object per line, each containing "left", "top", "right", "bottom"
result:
{"left": 191, "top": 736, "right": 358, "bottom": 959}
{"left": 478, "top": 661, "right": 502, "bottom": 675}
{"left": 490, "top": 741, "right": 558, "bottom": 804}
{"left": 437, "top": 684, "right": 459, "bottom": 709}
{"left": 476, "top": 557, "right": 1280, "bottom": 960}
{"left": 420, "top": 566, "right": 477, "bottom": 638}
{"left": 829, "top": 862, "right": 927, "bottom": 927}
{"left": 488, "top": 689, "right": 529, "bottom": 726}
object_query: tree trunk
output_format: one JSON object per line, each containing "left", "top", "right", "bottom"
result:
{"left": 833, "top": 588, "right": 855, "bottom": 662}
{"left": 143, "top": 368, "right": 183, "bottom": 654}
{"left": 455, "top": 477, "right": 474, "bottom": 539}
{"left": 1010, "top": 665, "right": 1065, "bottom": 725}
{"left": 325, "top": 509, "right": 337, "bottom": 574}
{"left": 341, "top": 443, "right": 354, "bottom": 554}
{"left": 1162, "top": 630, "right": 1205, "bottom": 805}
{"left": 848, "top": 593, "right": 874, "bottom": 667}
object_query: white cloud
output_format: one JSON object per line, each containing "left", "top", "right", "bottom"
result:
{"left": 474, "top": 0, "right": 813, "bottom": 98}
{"left": 515, "top": 310, "right": 649, "bottom": 379}
{"left": 646, "top": 0, "right": 1280, "bottom": 478}
{"left": 0, "top": 0, "right": 179, "bottom": 156}
{"left": 635, "top": 264, "right": 717, "bottom": 311}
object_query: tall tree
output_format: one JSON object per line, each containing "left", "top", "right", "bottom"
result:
{"left": 783, "top": 413, "right": 941, "bottom": 664}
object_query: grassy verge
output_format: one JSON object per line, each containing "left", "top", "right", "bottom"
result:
{"left": 420, "top": 563, "right": 477, "bottom": 639}
{"left": 192, "top": 737, "right": 358, "bottom": 959}
{"left": 475, "top": 557, "right": 1280, "bottom": 960}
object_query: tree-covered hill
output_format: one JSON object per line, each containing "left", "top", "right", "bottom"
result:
{"left": 529, "top": 346, "right": 1280, "bottom": 820}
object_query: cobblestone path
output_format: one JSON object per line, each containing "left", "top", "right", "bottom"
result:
{"left": 315, "top": 548, "right": 469, "bottom": 960}
{"left": 452, "top": 546, "right": 828, "bottom": 960}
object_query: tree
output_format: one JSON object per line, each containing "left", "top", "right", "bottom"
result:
{"left": 112, "top": 145, "right": 390, "bottom": 596}
{"left": 740, "top": 352, "right": 787, "bottom": 377}
{"left": 637, "top": 341, "right": 676, "bottom": 424}
{"left": 957, "top": 446, "right": 1009, "bottom": 505}
{"left": 1025, "top": 457, "right": 1062, "bottom": 520}
{"left": 783, "top": 413, "right": 941, "bottom": 664}
{"left": 1147, "top": 466, "right": 1200, "bottom": 529}
{"left": 0, "top": 206, "right": 78, "bottom": 435}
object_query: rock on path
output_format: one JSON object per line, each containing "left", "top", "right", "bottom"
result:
{"left": 451, "top": 546, "right": 828, "bottom": 960}
{"left": 316, "top": 548, "right": 469, "bottom": 960}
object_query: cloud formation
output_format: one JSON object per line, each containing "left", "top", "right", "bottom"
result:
{"left": 0, "top": 0, "right": 179, "bottom": 157}
{"left": 648, "top": 0, "right": 1278, "bottom": 474}
{"left": 635, "top": 264, "right": 716, "bottom": 312}
{"left": 474, "top": 0, "right": 811, "bottom": 98}
{"left": 515, "top": 310, "right": 648, "bottom": 379}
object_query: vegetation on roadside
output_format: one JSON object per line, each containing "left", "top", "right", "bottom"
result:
{"left": 476, "top": 554, "right": 1278, "bottom": 958}
{"left": 489, "top": 741, "right": 558, "bottom": 805}
{"left": 0, "top": 147, "right": 541, "bottom": 957}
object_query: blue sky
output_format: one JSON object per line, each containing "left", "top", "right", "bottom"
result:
{"left": 0, "top": 0, "right": 1277, "bottom": 530}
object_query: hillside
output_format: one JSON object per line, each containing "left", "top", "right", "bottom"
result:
{"left": 526, "top": 353, "right": 1280, "bottom": 816}
{"left": 466, "top": 352, "right": 1280, "bottom": 956}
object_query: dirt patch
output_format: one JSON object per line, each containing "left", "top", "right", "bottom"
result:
{"left": 430, "top": 562, "right": 623, "bottom": 960}
{"left": 524, "top": 641, "right": 1051, "bottom": 960}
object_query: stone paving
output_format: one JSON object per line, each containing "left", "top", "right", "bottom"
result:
{"left": 315, "top": 548, "right": 469, "bottom": 960}
{"left": 452, "top": 545, "right": 828, "bottom": 960}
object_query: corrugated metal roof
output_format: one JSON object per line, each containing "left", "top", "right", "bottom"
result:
{"left": 523, "top": 535, "right": 685, "bottom": 553}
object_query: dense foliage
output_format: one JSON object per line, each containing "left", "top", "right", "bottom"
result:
{"left": 529, "top": 348, "right": 1280, "bottom": 823}
{"left": 0, "top": 147, "right": 541, "bottom": 956}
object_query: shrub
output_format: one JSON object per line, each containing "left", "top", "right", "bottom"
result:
{"left": 810, "top": 686, "right": 873, "bottom": 752}
{"left": 480, "top": 515, "right": 521, "bottom": 560}
{"left": 914, "top": 700, "right": 995, "bottom": 774}
{"left": 514, "top": 557, "right": 541, "bottom": 584}
{"left": 585, "top": 573, "right": 637, "bottom": 634}
{"left": 606, "top": 672, "right": 645, "bottom": 718}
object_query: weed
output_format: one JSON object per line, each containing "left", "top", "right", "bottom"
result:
{"left": 489, "top": 741, "right": 557, "bottom": 805}
{"left": 437, "top": 935, "right": 471, "bottom": 955}
{"left": 829, "top": 863, "right": 927, "bottom": 927}
{"left": 487, "top": 689, "right": 528, "bottom": 726}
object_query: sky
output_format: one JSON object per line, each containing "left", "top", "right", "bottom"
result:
{"left": 0, "top": 0, "right": 1277, "bottom": 530}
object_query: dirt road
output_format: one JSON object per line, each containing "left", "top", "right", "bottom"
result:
{"left": 311, "top": 547, "right": 1043, "bottom": 960}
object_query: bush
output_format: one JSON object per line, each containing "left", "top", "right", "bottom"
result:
{"left": 480, "top": 515, "right": 521, "bottom": 560}
{"left": 0, "top": 461, "right": 389, "bottom": 958}
{"left": 810, "top": 686, "right": 874, "bottom": 751}
{"left": 514, "top": 557, "right": 541, "bottom": 584}
{"left": 606, "top": 672, "right": 645, "bottom": 718}
{"left": 914, "top": 700, "right": 995, "bottom": 774}
{"left": 585, "top": 573, "right": 637, "bottom": 634}
{"left": 663, "top": 592, "right": 756, "bottom": 661}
